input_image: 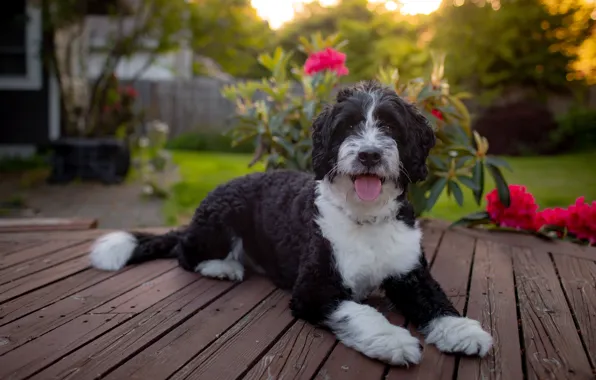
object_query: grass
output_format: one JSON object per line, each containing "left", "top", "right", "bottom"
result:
{"left": 164, "top": 150, "right": 596, "bottom": 225}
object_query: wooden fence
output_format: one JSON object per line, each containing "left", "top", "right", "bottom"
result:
{"left": 127, "top": 77, "right": 596, "bottom": 139}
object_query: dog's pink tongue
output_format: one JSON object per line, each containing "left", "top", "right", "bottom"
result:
{"left": 354, "top": 175, "right": 382, "bottom": 201}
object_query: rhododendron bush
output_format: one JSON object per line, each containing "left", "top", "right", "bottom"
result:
{"left": 455, "top": 185, "right": 596, "bottom": 246}
{"left": 222, "top": 33, "right": 511, "bottom": 215}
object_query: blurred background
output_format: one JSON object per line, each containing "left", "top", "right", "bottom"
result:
{"left": 0, "top": 0, "right": 595, "bottom": 229}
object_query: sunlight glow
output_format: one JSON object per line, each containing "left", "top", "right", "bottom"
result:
{"left": 251, "top": 0, "right": 442, "bottom": 29}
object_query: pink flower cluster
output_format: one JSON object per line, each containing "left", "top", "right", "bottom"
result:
{"left": 304, "top": 47, "right": 349, "bottom": 77}
{"left": 486, "top": 185, "right": 596, "bottom": 245}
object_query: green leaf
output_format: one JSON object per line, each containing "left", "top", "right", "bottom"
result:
{"left": 457, "top": 175, "right": 479, "bottom": 191}
{"left": 455, "top": 155, "right": 474, "bottom": 169}
{"left": 487, "top": 164, "right": 511, "bottom": 207}
{"left": 472, "top": 160, "right": 484, "bottom": 206}
{"left": 429, "top": 155, "right": 448, "bottom": 170}
{"left": 426, "top": 177, "right": 447, "bottom": 211}
{"left": 485, "top": 155, "right": 513, "bottom": 171}
{"left": 408, "top": 183, "right": 428, "bottom": 217}
{"left": 448, "top": 180, "right": 464, "bottom": 207}
{"left": 450, "top": 211, "right": 491, "bottom": 228}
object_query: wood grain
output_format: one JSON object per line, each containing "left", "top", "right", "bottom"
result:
{"left": 0, "top": 241, "right": 91, "bottom": 285}
{"left": 169, "top": 290, "right": 294, "bottom": 380}
{"left": 244, "top": 320, "right": 336, "bottom": 380}
{"left": 457, "top": 240, "right": 524, "bottom": 380}
{"left": 551, "top": 254, "right": 596, "bottom": 370}
{"left": 29, "top": 278, "right": 235, "bottom": 380}
{"left": 102, "top": 277, "right": 276, "bottom": 380}
{"left": 513, "top": 247, "right": 593, "bottom": 379}
{"left": 0, "top": 313, "right": 130, "bottom": 380}
{"left": 0, "top": 240, "right": 84, "bottom": 269}
{"left": 0, "top": 260, "right": 176, "bottom": 355}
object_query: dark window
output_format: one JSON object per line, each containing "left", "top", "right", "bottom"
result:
{"left": 0, "top": 1, "right": 27, "bottom": 76}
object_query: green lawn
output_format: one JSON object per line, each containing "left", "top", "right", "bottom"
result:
{"left": 164, "top": 150, "right": 596, "bottom": 225}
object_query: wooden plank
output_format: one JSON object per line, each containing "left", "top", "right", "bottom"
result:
{"left": 0, "top": 241, "right": 43, "bottom": 257}
{"left": 425, "top": 219, "right": 596, "bottom": 261}
{"left": 386, "top": 230, "right": 476, "bottom": 380}
{"left": 0, "top": 240, "right": 84, "bottom": 269}
{"left": 30, "top": 278, "right": 235, "bottom": 380}
{"left": 551, "top": 254, "right": 596, "bottom": 369}
{"left": 0, "top": 217, "right": 97, "bottom": 233}
{"left": 0, "top": 269, "right": 122, "bottom": 326}
{"left": 0, "top": 241, "right": 91, "bottom": 285}
{"left": 457, "top": 240, "right": 524, "bottom": 380}
{"left": 244, "top": 320, "right": 335, "bottom": 380}
{"left": 91, "top": 267, "right": 199, "bottom": 313}
{"left": 102, "top": 277, "right": 276, "bottom": 380}
{"left": 421, "top": 226, "right": 444, "bottom": 263}
{"left": 0, "top": 260, "right": 177, "bottom": 355}
{"left": 0, "top": 313, "right": 130, "bottom": 380}
{"left": 169, "top": 290, "right": 294, "bottom": 380}
{"left": 0, "top": 256, "right": 90, "bottom": 303}
{"left": 513, "top": 247, "right": 593, "bottom": 379}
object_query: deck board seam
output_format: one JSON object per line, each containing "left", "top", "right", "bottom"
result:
{"left": 548, "top": 252, "right": 596, "bottom": 373}
{"left": 164, "top": 286, "right": 279, "bottom": 380}
{"left": 72, "top": 279, "right": 241, "bottom": 380}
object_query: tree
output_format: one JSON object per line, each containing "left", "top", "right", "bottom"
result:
{"left": 44, "top": 0, "right": 190, "bottom": 136}
{"left": 276, "top": 0, "right": 433, "bottom": 82}
{"left": 431, "top": 0, "right": 596, "bottom": 96}
{"left": 188, "top": 0, "right": 274, "bottom": 78}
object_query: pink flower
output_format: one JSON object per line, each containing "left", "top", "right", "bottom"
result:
{"left": 534, "top": 207, "right": 569, "bottom": 236}
{"left": 566, "top": 197, "right": 596, "bottom": 244}
{"left": 486, "top": 185, "right": 538, "bottom": 230}
{"left": 304, "top": 47, "right": 349, "bottom": 77}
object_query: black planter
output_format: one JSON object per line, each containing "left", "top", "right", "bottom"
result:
{"left": 48, "top": 138, "right": 131, "bottom": 184}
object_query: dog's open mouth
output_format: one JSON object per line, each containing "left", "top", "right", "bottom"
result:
{"left": 351, "top": 174, "right": 385, "bottom": 202}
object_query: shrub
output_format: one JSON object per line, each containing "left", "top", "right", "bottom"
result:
{"left": 165, "top": 131, "right": 254, "bottom": 154}
{"left": 472, "top": 100, "right": 559, "bottom": 156}
{"left": 223, "top": 34, "right": 511, "bottom": 216}
{"left": 551, "top": 107, "right": 596, "bottom": 152}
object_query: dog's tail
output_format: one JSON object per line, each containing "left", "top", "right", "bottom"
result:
{"left": 89, "top": 229, "right": 182, "bottom": 271}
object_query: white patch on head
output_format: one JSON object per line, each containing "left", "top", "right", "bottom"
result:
{"left": 89, "top": 231, "right": 137, "bottom": 271}
{"left": 337, "top": 91, "right": 400, "bottom": 179}
{"left": 327, "top": 300, "right": 421, "bottom": 366}
{"left": 315, "top": 181, "right": 421, "bottom": 300}
{"left": 423, "top": 316, "right": 493, "bottom": 357}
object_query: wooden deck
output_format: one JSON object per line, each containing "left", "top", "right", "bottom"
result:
{"left": 0, "top": 220, "right": 595, "bottom": 380}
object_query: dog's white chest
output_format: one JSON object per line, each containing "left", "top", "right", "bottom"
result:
{"left": 315, "top": 205, "right": 422, "bottom": 300}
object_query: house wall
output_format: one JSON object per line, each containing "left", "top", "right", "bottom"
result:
{"left": 0, "top": 1, "right": 60, "bottom": 156}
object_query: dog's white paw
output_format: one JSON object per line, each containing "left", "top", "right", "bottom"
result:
{"left": 375, "top": 325, "right": 423, "bottom": 366}
{"left": 195, "top": 260, "right": 244, "bottom": 281}
{"left": 328, "top": 301, "right": 421, "bottom": 366}
{"left": 424, "top": 316, "right": 493, "bottom": 357}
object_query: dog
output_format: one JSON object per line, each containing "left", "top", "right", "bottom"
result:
{"left": 89, "top": 80, "right": 493, "bottom": 366}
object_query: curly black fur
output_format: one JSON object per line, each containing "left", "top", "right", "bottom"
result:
{"left": 118, "top": 80, "right": 458, "bottom": 334}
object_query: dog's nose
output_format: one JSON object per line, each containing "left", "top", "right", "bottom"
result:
{"left": 358, "top": 147, "right": 382, "bottom": 167}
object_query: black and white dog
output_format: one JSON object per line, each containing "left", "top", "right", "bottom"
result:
{"left": 90, "top": 81, "right": 492, "bottom": 366}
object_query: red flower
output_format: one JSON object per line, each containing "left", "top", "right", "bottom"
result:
{"left": 125, "top": 86, "right": 138, "bottom": 97}
{"left": 534, "top": 207, "right": 569, "bottom": 236}
{"left": 304, "top": 47, "right": 349, "bottom": 77}
{"left": 566, "top": 197, "right": 596, "bottom": 244}
{"left": 431, "top": 109, "right": 444, "bottom": 120}
{"left": 486, "top": 185, "right": 538, "bottom": 230}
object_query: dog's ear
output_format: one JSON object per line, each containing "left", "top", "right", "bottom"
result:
{"left": 400, "top": 103, "right": 436, "bottom": 183}
{"left": 311, "top": 104, "right": 334, "bottom": 180}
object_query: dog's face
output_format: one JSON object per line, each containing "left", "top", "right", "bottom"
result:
{"left": 312, "top": 81, "right": 435, "bottom": 215}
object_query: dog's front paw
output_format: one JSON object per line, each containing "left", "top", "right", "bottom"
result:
{"left": 359, "top": 325, "right": 422, "bottom": 366}
{"left": 424, "top": 316, "right": 493, "bottom": 357}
